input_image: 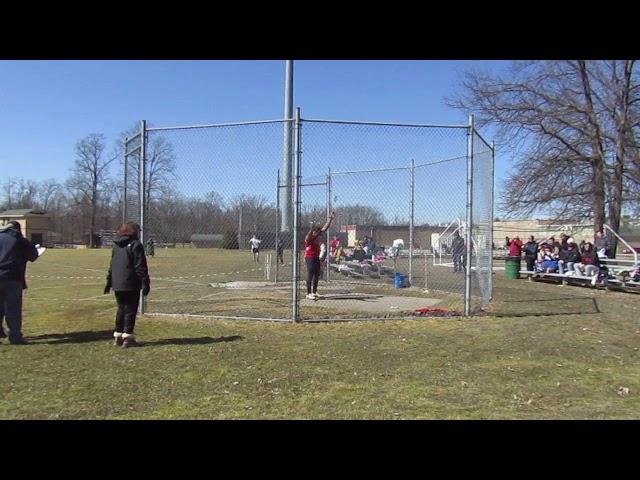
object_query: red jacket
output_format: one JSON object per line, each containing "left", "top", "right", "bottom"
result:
{"left": 508, "top": 239, "right": 523, "bottom": 257}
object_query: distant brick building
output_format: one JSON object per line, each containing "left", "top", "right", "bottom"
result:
{"left": 341, "top": 224, "right": 448, "bottom": 249}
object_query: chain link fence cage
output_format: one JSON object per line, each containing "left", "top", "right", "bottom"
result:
{"left": 125, "top": 114, "right": 494, "bottom": 321}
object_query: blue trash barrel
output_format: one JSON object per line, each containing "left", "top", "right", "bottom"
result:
{"left": 395, "top": 273, "right": 405, "bottom": 288}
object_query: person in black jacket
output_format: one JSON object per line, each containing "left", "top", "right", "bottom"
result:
{"left": 451, "top": 231, "right": 466, "bottom": 273}
{"left": 522, "top": 236, "right": 538, "bottom": 273}
{"left": 558, "top": 239, "right": 581, "bottom": 275}
{"left": 104, "top": 222, "right": 150, "bottom": 348}
{"left": 0, "top": 221, "right": 39, "bottom": 344}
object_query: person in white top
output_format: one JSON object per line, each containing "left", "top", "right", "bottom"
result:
{"left": 390, "top": 239, "right": 404, "bottom": 259}
{"left": 249, "top": 235, "right": 262, "bottom": 263}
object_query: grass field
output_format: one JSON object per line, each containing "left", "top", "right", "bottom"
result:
{"left": 1, "top": 247, "right": 639, "bottom": 419}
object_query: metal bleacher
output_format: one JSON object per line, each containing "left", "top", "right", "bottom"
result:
{"left": 517, "top": 223, "right": 639, "bottom": 293}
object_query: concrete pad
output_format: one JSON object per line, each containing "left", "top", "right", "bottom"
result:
{"left": 301, "top": 294, "right": 441, "bottom": 313}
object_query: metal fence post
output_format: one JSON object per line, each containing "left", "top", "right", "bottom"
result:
{"left": 123, "top": 137, "right": 128, "bottom": 225}
{"left": 292, "top": 108, "right": 302, "bottom": 323}
{"left": 326, "top": 168, "right": 332, "bottom": 283}
{"left": 465, "top": 115, "right": 474, "bottom": 316}
{"left": 282, "top": 61, "right": 294, "bottom": 233}
{"left": 275, "top": 169, "right": 280, "bottom": 284}
{"left": 139, "top": 120, "right": 147, "bottom": 315}
{"left": 238, "top": 206, "right": 243, "bottom": 253}
{"left": 489, "top": 140, "right": 495, "bottom": 302}
{"left": 409, "top": 159, "right": 415, "bottom": 285}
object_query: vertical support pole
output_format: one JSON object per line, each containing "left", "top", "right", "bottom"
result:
{"left": 489, "top": 141, "right": 495, "bottom": 303}
{"left": 424, "top": 251, "right": 428, "bottom": 291}
{"left": 326, "top": 168, "right": 332, "bottom": 283}
{"left": 465, "top": 115, "right": 474, "bottom": 316}
{"left": 282, "top": 61, "right": 294, "bottom": 232}
{"left": 292, "top": 107, "right": 302, "bottom": 323}
{"left": 409, "top": 159, "right": 415, "bottom": 286}
{"left": 238, "top": 206, "right": 243, "bottom": 253}
{"left": 123, "top": 137, "right": 128, "bottom": 225}
{"left": 139, "top": 121, "right": 147, "bottom": 315}
{"left": 275, "top": 169, "right": 280, "bottom": 284}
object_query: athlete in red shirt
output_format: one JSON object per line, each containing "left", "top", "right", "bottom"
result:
{"left": 304, "top": 212, "right": 336, "bottom": 299}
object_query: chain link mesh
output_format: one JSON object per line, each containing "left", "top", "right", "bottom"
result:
{"left": 298, "top": 121, "right": 472, "bottom": 319}
{"left": 141, "top": 121, "right": 293, "bottom": 320}
{"left": 132, "top": 118, "right": 493, "bottom": 321}
{"left": 471, "top": 132, "right": 494, "bottom": 311}
{"left": 123, "top": 134, "right": 142, "bottom": 225}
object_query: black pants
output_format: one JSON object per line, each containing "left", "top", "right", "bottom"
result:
{"left": 525, "top": 255, "right": 536, "bottom": 273}
{"left": 453, "top": 253, "right": 465, "bottom": 272}
{"left": 114, "top": 290, "right": 140, "bottom": 334}
{"left": 306, "top": 257, "right": 321, "bottom": 294}
{"left": 277, "top": 250, "right": 284, "bottom": 264}
{"left": 0, "top": 280, "right": 23, "bottom": 342}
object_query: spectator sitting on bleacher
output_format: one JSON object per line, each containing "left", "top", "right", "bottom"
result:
{"left": 352, "top": 241, "right": 366, "bottom": 261}
{"left": 536, "top": 245, "right": 559, "bottom": 273}
{"left": 632, "top": 264, "right": 640, "bottom": 282}
{"left": 548, "top": 236, "right": 562, "bottom": 252}
{"left": 558, "top": 238, "right": 581, "bottom": 275}
{"left": 594, "top": 230, "right": 611, "bottom": 258}
{"left": 560, "top": 233, "right": 569, "bottom": 250}
{"left": 362, "top": 236, "right": 370, "bottom": 255}
{"left": 574, "top": 242, "right": 600, "bottom": 277}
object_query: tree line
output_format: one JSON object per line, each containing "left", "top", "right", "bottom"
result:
{"left": 448, "top": 60, "right": 640, "bottom": 256}
{"left": 1, "top": 125, "right": 388, "bottom": 247}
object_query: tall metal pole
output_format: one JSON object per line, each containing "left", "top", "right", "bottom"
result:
{"left": 326, "top": 168, "right": 332, "bottom": 283}
{"left": 489, "top": 141, "right": 495, "bottom": 303}
{"left": 275, "top": 169, "right": 280, "bottom": 284}
{"left": 238, "top": 206, "right": 243, "bottom": 252}
{"left": 123, "top": 137, "right": 128, "bottom": 225}
{"left": 409, "top": 159, "right": 415, "bottom": 285}
{"left": 139, "top": 121, "right": 147, "bottom": 315}
{"left": 281, "top": 60, "right": 294, "bottom": 232}
{"left": 292, "top": 107, "right": 302, "bottom": 323}
{"left": 464, "top": 115, "right": 474, "bottom": 316}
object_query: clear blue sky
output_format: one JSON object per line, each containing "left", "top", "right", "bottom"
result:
{"left": 0, "top": 60, "right": 509, "bottom": 220}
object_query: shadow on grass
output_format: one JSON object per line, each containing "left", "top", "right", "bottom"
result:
{"left": 489, "top": 296, "right": 600, "bottom": 318}
{"left": 142, "top": 335, "right": 243, "bottom": 346}
{"left": 28, "top": 330, "right": 243, "bottom": 346}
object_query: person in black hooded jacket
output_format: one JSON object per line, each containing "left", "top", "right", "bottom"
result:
{"left": 0, "top": 221, "right": 39, "bottom": 344}
{"left": 104, "top": 222, "right": 150, "bottom": 347}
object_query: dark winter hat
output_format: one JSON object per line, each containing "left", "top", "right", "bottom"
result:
{"left": 0, "top": 221, "right": 21, "bottom": 232}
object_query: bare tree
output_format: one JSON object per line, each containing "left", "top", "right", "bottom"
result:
{"left": 447, "top": 60, "right": 640, "bottom": 255}
{"left": 37, "top": 179, "right": 62, "bottom": 211}
{"left": 337, "top": 204, "right": 386, "bottom": 226}
{"left": 67, "top": 134, "right": 118, "bottom": 247}
{"left": 118, "top": 124, "right": 178, "bottom": 221}
{"left": 1, "top": 177, "right": 17, "bottom": 210}
{"left": 1, "top": 177, "right": 39, "bottom": 210}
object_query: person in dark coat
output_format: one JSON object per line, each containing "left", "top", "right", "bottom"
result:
{"left": 558, "top": 238, "right": 581, "bottom": 275}
{"left": 451, "top": 231, "right": 466, "bottom": 273}
{"left": 104, "top": 222, "right": 150, "bottom": 347}
{"left": 522, "top": 236, "right": 539, "bottom": 273}
{"left": 0, "top": 221, "right": 39, "bottom": 344}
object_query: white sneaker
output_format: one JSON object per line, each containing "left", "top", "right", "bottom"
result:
{"left": 312, "top": 293, "right": 320, "bottom": 299}
{"left": 306, "top": 294, "right": 315, "bottom": 300}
